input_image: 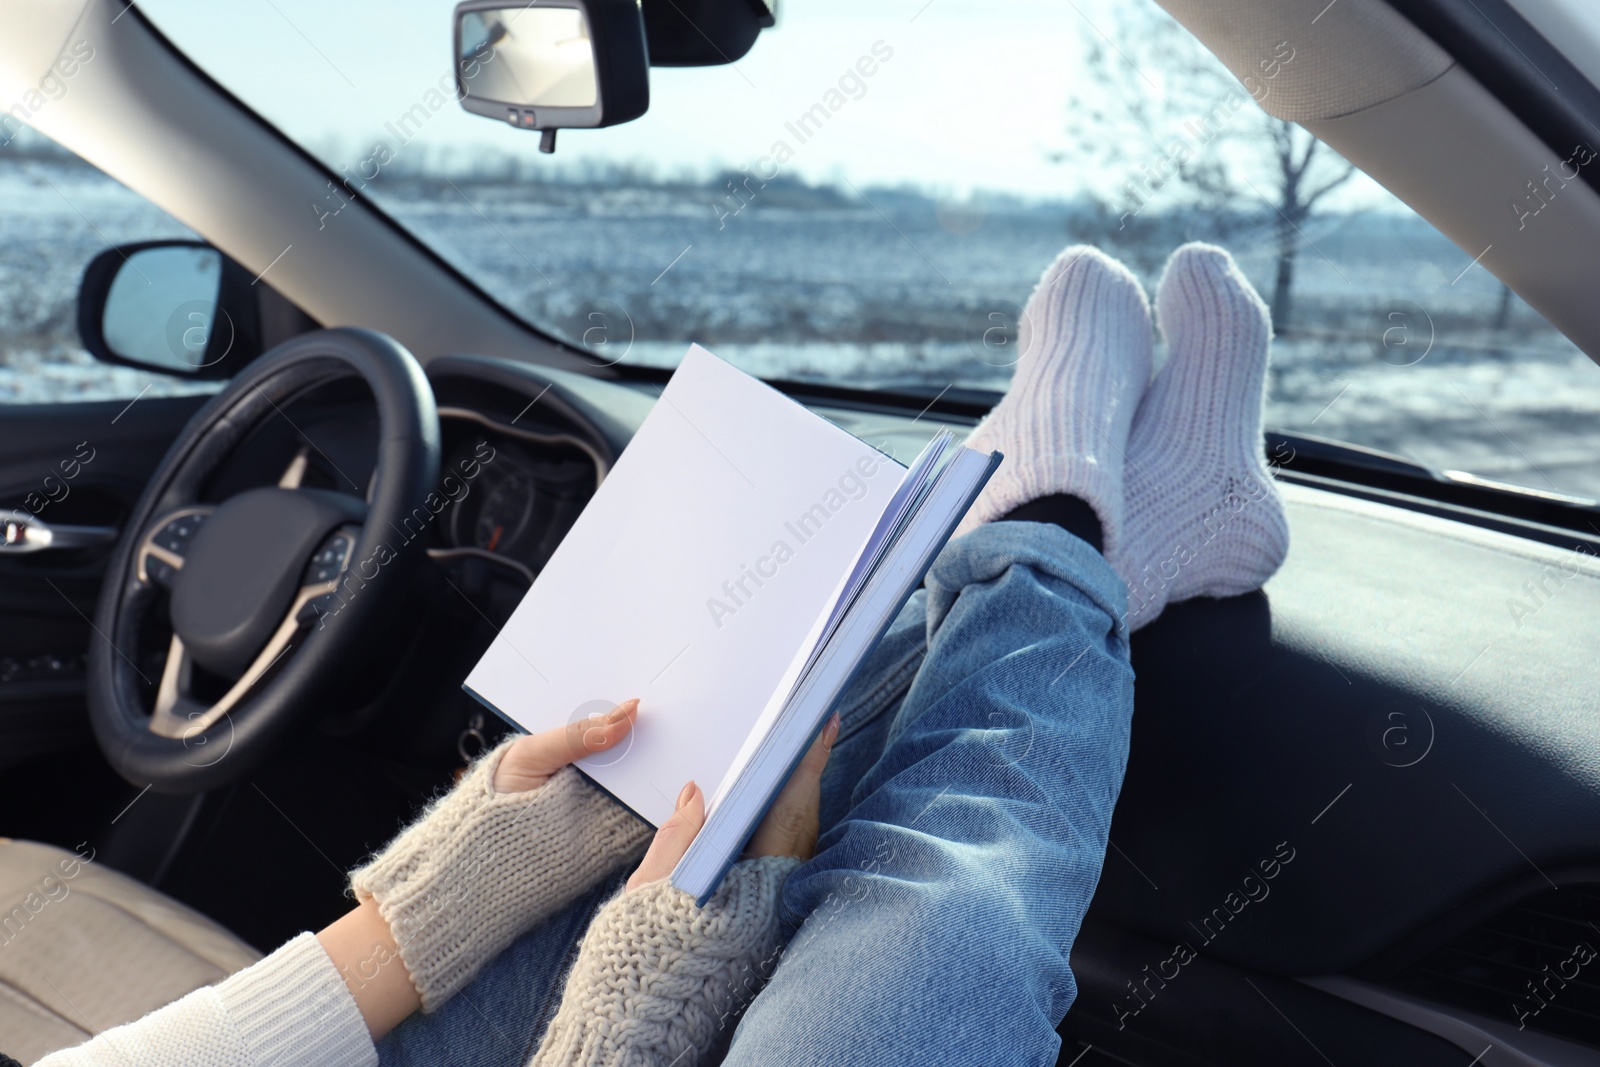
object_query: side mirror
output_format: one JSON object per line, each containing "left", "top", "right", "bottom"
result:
{"left": 453, "top": 0, "right": 650, "bottom": 153}
{"left": 77, "top": 240, "right": 292, "bottom": 380}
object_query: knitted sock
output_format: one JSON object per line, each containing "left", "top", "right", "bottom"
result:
{"left": 956, "top": 245, "right": 1152, "bottom": 561}
{"left": 1111, "top": 243, "right": 1290, "bottom": 631}
{"left": 528, "top": 856, "right": 800, "bottom": 1067}
{"left": 349, "top": 743, "right": 651, "bottom": 1012}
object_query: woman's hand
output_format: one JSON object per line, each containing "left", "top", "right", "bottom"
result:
{"left": 627, "top": 711, "right": 840, "bottom": 891}
{"left": 329, "top": 699, "right": 647, "bottom": 1037}
{"left": 493, "top": 698, "right": 639, "bottom": 794}
{"left": 743, "top": 710, "right": 839, "bottom": 862}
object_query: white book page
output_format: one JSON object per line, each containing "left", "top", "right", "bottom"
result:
{"left": 464, "top": 345, "right": 905, "bottom": 827}
{"left": 705, "top": 557, "right": 856, "bottom": 816}
{"left": 706, "top": 437, "right": 945, "bottom": 811}
{"left": 813, "top": 431, "right": 949, "bottom": 645}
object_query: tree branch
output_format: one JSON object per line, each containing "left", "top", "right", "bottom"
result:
{"left": 1302, "top": 160, "right": 1359, "bottom": 212}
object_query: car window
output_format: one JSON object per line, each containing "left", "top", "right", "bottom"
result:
{"left": 0, "top": 129, "right": 221, "bottom": 404}
{"left": 135, "top": 0, "right": 1600, "bottom": 501}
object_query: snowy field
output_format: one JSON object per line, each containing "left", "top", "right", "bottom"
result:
{"left": 5, "top": 158, "right": 1599, "bottom": 499}
{"left": 0, "top": 160, "right": 211, "bottom": 405}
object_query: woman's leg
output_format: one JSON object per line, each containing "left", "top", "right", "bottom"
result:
{"left": 722, "top": 520, "right": 1132, "bottom": 1066}
{"left": 815, "top": 593, "right": 928, "bottom": 835}
{"left": 717, "top": 246, "right": 1152, "bottom": 1067}
{"left": 724, "top": 243, "right": 1287, "bottom": 1066}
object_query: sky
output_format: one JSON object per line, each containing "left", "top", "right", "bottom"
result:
{"left": 135, "top": 0, "right": 1390, "bottom": 208}
{"left": 138, "top": 0, "right": 1083, "bottom": 196}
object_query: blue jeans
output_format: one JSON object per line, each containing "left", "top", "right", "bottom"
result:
{"left": 377, "top": 521, "right": 1134, "bottom": 1067}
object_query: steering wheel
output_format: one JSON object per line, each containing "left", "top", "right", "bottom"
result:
{"left": 88, "top": 328, "right": 440, "bottom": 792}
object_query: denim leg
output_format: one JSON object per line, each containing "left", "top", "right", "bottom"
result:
{"left": 815, "top": 590, "right": 928, "bottom": 835}
{"left": 724, "top": 520, "right": 1134, "bottom": 1067}
{"left": 374, "top": 868, "right": 628, "bottom": 1067}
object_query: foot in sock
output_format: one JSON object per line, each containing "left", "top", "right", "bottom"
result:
{"left": 956, "top": 245, "right": 1153, "bottom": 560}
{"left": 1110, "top": 243, "right": 1290, "bottom": 631}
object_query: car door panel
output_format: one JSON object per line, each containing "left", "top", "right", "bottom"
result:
{"left": 0, "top": 393, "right": 206, "bottom": 763}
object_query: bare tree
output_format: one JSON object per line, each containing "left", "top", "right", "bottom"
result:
{"left": 1058, "top": 5, "right": 1357, "bottom": 331}
{"left": 1492, "top": 281, "right": 1516, "bottom": 331}
{"left": 1260, "top": 119, "right": 1359, "bottom": 329}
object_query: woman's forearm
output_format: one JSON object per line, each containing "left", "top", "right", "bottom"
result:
{"left": 316, "top": 897, "right": 422, "bottom": 1041}
{"left": 32, "top": 709, "right": 651, "bottom": 1067}
{"left": 312, "top": 715, "right": 655, "bottom": 1040}
{"left": 34, "top": 933, "right": 376, "bottom": 1067}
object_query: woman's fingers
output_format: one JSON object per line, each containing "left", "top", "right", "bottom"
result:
{"left": 492, "top": 698, "right": 639, "bottom": 794}
{"left": 746, "top": 712, "right": 839, "bottom": 861}
{"left": 499, "top": 702, "right": 834, "bottom": 882}
{"left": 621, "top": 711, "right": 837, "bottom": 891}
{"left": 627, "top": 781, "right": 705, "bottom": 891}
{"left": 561, "top": 698, "right": 639, "bottom": 764}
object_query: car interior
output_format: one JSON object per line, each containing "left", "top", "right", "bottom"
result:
{"left": 1, "top": 0, "right": 1598, "bottom": 1064}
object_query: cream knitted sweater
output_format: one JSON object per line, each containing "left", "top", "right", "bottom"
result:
{"left": 531, "top": 855, "right": 799, "bottom": 1066}
{"left": 34, "top": 741, "right": 797, "bottom": 1067}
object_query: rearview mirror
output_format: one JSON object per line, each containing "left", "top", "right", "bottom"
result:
{"left": 454, "top": 0, "right": 649, "bottom": 153}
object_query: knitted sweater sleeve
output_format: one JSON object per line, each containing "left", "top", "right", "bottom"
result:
{"left": 33, "top": 933, "right": 375, "bottom": 1067}
{"left": 528, "top": 856, "right": 801, "bottom": 1067}
{"left": 350, "top": 738, "right": 652, "bottom": 1012}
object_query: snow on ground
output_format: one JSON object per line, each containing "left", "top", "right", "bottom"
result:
{"left": 5, "top": 159, "right": 1599, "bottom": 499}
{"left": 0, "top": 344, "right": 218, "bottom": 404}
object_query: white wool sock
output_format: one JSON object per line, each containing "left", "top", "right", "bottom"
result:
{"left": 957, "top": 246, "right": 1153, "bottom": 559}
{"left": 1111, "top": 243, "right": 1290, "bottom": 631}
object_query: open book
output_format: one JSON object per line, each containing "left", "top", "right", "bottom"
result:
{"left": 464, "top": 345, "right": 999, "bottom": 902}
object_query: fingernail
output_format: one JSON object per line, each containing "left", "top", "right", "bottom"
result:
{"left": 606, "top": 699, "right": 637, "bottom": 723}
{"left": 824, "top": 713, "right": 841, "bottom": 749}
{"left": 676, "top": 781, "right": 696, "bottom": 809}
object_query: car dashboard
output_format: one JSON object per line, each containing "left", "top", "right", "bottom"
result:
{"left": 431, "top": 409, "right": 600, "bottom": 585}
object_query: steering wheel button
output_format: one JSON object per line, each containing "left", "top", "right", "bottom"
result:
{"left": 295, "top": 591, "right": 340, "bottom": 625}
{"left": 157, "top": 514, "right": 210, "bottom": 558}
{"left": 146, "top": 556, "right": 176, "bottom": 586}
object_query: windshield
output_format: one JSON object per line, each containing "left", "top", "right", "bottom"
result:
{"left": 137, "top": 0, "right": 1600, "bottom": 501}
